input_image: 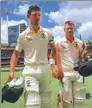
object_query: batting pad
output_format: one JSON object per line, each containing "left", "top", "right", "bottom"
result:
{"left": 24, "top": 91, "right": 41, "bottom": 108}
{"left": 41, "top": 90, "right": 52, "bottom": 108}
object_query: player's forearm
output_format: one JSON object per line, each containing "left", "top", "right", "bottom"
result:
{"left": 56, "top": 49, "right": 62, "bottom": 69}
{"left": 49, "top": 55, "right": 55, "bottom": 71}
{"left": 51, "top": 64, "right": 55, "bottom": 71}
{"left": 10, "top": 50, "right": 20, "bottom": 73}
{"left": 49, "top": 53, "right": 57, "bottom": 77}
{"left": 56, "top": 49, "right": 64, "bottom": 79}
{"left": 79, "top": 42, "right": 87, "bottom": 58}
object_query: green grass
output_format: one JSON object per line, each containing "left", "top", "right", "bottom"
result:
{"left": 84, "top": 76, "right": 92, "bottom": 108}
{"left": 1, "top": 69, "right": 92, "bottom": 108}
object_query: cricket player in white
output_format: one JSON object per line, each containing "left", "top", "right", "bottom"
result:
{"left": 8, "top": 5, "right": 63, "bottom": 108}
{"left": 49, "top": 21, "right": 86, "bottom": 108}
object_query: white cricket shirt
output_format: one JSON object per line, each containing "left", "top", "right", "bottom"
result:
{"left": 56, "top": 37, "right": 85, "bottom": 72}
{"left": 16, "top": 27, "right": 54, "bottom": 66}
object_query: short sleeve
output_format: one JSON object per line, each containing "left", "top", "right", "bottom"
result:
{"left": 15, "top": 35, "right": 24, "bottom": 52}
{"left": 48, "top": 31, "right": 54, "bottom": 44}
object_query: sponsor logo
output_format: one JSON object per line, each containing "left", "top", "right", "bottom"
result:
{"left": 25, "top": 36, "right": 32, "bottom": 42}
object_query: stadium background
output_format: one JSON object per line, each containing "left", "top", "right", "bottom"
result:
{"left": 1, "top": 40, "right": 92, "bottom": 68}
{"left": 1, "top": 22, "right": 92, "bottom": 67}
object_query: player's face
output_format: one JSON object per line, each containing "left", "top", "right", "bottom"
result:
{"left": 29, "top": 10, "right": 41, "bottom": 26}
{"left": 64, "top": 24, "right": 75, "bottom": 37}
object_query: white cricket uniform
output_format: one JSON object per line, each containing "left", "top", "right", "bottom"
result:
{"left": 56, "top": 37, "right": 86, "bottom": 108}
{"left": 16, "top": 27, "right": 54, "bottom": 108}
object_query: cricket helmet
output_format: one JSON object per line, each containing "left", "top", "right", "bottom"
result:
{"left": 2, "top": 77, "right": 25, "bottom": 103}
{"left": 78, "top": 58, "right": 92, "bottom": 77}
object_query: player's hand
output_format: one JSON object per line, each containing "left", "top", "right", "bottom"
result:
{"left": 8, "top": 72, "right": 14, "bottom": 82}
{"left": 52, "top": 68, "right": 58, "bottom": 78}
{"left": 80, "top": 63, "right": 86, "bottom": 68}
{"left": 51, "top": 64, "right": 58, "bottom": 78}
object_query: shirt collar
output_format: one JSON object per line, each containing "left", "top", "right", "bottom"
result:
{"left": 25, "top": 26, "right": 44, "bottom": 34}
{"left": 62, "top": 36, "right": 79, "bottom": 46}
{"left": 65, "top": 36, "right": 77, "bottom": 43}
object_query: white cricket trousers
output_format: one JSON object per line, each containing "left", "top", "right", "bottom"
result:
{"left": 23, "top": 64, "right": 52, "bottom": 108}
{"left": 59, "top": 70, "right": 86, "bottom": 108}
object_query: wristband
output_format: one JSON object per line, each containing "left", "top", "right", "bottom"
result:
{"left": 49, "top": 58, "right": 55, "bottom": 64}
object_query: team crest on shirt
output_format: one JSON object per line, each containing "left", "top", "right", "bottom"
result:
{"left": 74, "top": 42, "right": 78, "bottom": 48}
{"left": 41, "top": 33, "right": 46, "bottom": 39}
